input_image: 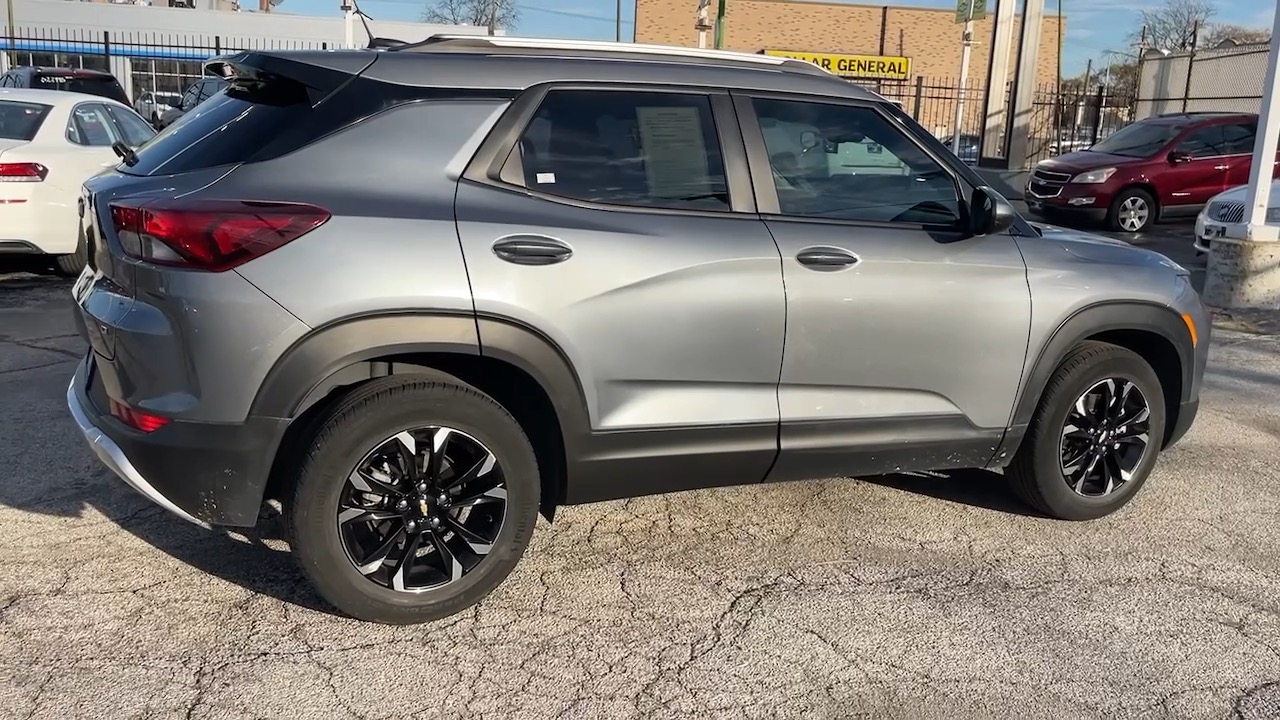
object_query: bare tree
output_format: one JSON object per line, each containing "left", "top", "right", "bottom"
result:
{"left": 1201, "top": 23, "right": 1271, "bottom": 47}
{"left": 421, "top": 0, "right": 519, "bottom": 31}
{"left": 1134, "top": 0, "right": 1215, "bottom": 51}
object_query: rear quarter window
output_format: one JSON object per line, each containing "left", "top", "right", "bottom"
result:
{"left": 0, "top": 101, "right": 52, "bottom": 141}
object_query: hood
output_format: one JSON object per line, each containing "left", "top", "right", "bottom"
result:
{"left": 1208, "top": 179, "right": 1280, "bottom": 208}
{"left": 1035, "top": 150, "right": 1144, "bottom": 173}
{"left": 1028, "top": 221, "right": 1188, "bottom": 273}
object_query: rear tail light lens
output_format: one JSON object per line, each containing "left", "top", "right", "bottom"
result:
{"left": 108, "top": 398, "right": 170, "bottom": 433}
{"left": 0, "top": 163, "right": 48, "bottom": 182}
{"left": 108, "top": 198, "right": 330, "bottom": 272}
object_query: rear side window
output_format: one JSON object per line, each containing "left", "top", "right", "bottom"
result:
{"left": 512, "top": 90, "right": 730, "bottom": 212}
{"left": 0, "top": 100, "right": 51, "bottom": 140}
{"left": 34, "top": 73, "right": 129, "bottom": 104}
{"left": 124, "top": 89, "right": 311, "bottom": 176}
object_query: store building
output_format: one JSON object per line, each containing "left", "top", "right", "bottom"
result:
{"left": 636, "top": 0, "right": 1065, "bottom": 136}
{"left": 2, "top": 0, "right": 486, "bottom": 100}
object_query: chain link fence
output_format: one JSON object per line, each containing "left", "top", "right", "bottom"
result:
{"left": 1136, "top": 42, "right": 1268, "bottom": 119}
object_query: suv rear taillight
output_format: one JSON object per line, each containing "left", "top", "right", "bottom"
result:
{"left": 108, "top": 199, "right": 329, "bottom": 272}
{"left": 0, "top": 163, "right": 48, "bottom": 182}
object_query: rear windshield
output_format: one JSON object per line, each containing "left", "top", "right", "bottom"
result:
{"left": 33, "top": 72, "right": 130, "bottom": 104}
{"left": 123, "top": 89, "right": 311, "bottom": 176}
{"left": 0, "top": 100, "right": 52, "bottom": 141}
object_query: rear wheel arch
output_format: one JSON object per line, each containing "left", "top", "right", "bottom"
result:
{"left": 253, "top": 312, "right": 589, "bottom": 518}
{"left": 1006, "top": 302, "right": 1193, "bottom": 453}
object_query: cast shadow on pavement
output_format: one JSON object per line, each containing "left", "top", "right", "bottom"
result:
{"left": 110, "top": 495, "right": 340, "bottom": 615}
{"left": 863, "top": 468, "right": 1044, "bottom": 518}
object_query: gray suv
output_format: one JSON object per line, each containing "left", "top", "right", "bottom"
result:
{"left": 67, "top": 36, "right": 1210, "bottom": 624}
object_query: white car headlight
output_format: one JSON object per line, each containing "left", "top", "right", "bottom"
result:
{"left": 1071, "top": 167, "right": 1118, "bottom": 184}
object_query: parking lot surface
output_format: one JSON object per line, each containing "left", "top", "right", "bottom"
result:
{"left": 2, "top": 221, "right": 1279, "bottom": 720}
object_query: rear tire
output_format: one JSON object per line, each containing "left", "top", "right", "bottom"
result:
{"left": 287, "top": 375, "right": 540, "bottom": 624}
{"left": 1107, "top": 187, "right": 1157, "bottom": 233}
{"left": 1006, "top": 341, "right": 1166, "bottom": 520}
{"left": 52, "top": 238, "right": 88, "bottom": 277}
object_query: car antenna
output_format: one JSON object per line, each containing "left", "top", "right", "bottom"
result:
{"left": 347, "top": 0, "right": 405, "bottom": 50}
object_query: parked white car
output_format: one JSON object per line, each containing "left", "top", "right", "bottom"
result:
{"left": 0, "top": 88, "right": 156, "bottom": 275}
{"left": 133, "top": 90, "right": 181, "bottom": 126}
{"left": 1194, "top": 179, "right": 1280, "bottom": 255}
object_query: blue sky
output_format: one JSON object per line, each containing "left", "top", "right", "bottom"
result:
{"left": 286, "top": 0, "right": 1273, "bottom": 75}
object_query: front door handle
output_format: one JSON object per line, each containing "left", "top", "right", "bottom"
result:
{"left": 492, "top": 235, "right": 572, "bottom": 265}
{"left": 1214, "top": 164, "right": 1230, "bottom": 171}
{"left": 796, "top": 246, "right": 859, "bottom": 270}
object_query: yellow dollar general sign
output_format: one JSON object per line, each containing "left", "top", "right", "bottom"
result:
{"left": 762, "top": 50, "right": 912, "bottom": 80}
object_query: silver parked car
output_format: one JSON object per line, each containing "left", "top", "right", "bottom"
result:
{"left": 68, "top": 36, "right": 1210, "bottom": 624}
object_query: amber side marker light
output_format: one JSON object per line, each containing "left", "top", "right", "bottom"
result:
{"left": 1181, "top": 313, "right": 1198, "bottom": 348}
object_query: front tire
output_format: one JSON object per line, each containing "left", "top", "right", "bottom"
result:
{"left": 287, "top": 376, "right": 540, "bottom": 624}
{"left": 1006, "top": 341, "right": 1166, "bottom": 520}
{"left": 1107, "top": 187, "right": 1156, "bottom": 233}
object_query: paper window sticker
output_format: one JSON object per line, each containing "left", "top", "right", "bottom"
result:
{"left": 535, "top": 172, "right": 556, "bottom": 184}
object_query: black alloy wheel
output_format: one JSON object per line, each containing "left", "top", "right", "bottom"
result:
{"left": 1059, "top": 378, "right": 1152, "bottom": 497}
{"left": 338, "top": 426, "right": 508, "bottom": 593}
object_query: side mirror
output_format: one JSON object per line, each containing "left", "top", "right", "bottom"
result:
{"left": 1169, "top": 150, "right": 1192, "bottom": 164}
{"left": 969, "top": 186, "right": 1016, "bottom": 237}
{"left": 799, "top": 130, "right": 820, "bottom": 150}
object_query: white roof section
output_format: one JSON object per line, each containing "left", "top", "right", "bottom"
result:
{"left": 5, "top": 0, "right": 487, "bottom": 47}
{"left": 0, "top": 87, "right": 130, "bottom": 109}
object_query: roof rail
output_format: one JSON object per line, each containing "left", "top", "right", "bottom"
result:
{"left": 390, "top": 34, "right": 836, "bottom": 77}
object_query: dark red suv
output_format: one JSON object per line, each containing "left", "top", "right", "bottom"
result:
{"left": 1025, "top": 112, "right": 1277, "bottom": 233}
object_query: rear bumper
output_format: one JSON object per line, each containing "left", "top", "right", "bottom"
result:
{"left": 67, "top": 356, "right": 290, "bottom": 528}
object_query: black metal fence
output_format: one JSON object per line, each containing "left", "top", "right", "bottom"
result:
{"left": 3, "top": 27, "right": 330, "bottom": 97}
{"left": 4, "top": 27, "right": 1138, "bottom": 167}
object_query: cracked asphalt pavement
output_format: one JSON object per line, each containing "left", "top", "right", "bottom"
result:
{"left": 2, "top": 221, "right": 1279, "bottom": 720}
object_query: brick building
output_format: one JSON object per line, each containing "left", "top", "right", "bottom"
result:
{"left": 635, "top": 0, "right": 1065, "bottom": 137}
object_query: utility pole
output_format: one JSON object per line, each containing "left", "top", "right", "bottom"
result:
{"left": 6, "top": 0, "right": 16, "bottom": 57}
{"left": 615, "top": 0, "right": 621, "bottom": 42}
{"left": 695, "top": 0, "right": 711, "bottom": 49}
{"left": 341, "top": 0, "right": 355, "bottom": 48}
{"left": 713, "top": 0, "right": 726, "bottom": 49}
{"left": 951, "top": 0, "right": 983, "bottom": 157}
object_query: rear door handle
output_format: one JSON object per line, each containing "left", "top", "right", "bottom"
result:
{"left": 492, "top": 235, "right": 573, "bottom": 265}
{"left": 796, "top": 246, "right": 859, "bottom": 270}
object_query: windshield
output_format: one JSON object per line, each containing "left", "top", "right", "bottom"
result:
{"left": 0, "top": 100, "right": 51, "bottom": 141}
{"left": 1090, "top": 122, "right": 1183, "bottom": 157}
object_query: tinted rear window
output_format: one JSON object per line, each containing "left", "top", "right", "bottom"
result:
{"left": 0, "top": 100, "right": 51, "bottom": 141}
{"left": 123, "top": 90, "right": 310, "bottom": 176}
{"left": 34, "top": 73, "right": 129, "bottom": 104}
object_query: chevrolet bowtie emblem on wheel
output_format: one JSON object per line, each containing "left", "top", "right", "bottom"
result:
{"left": 419, "top": 498, "right": 430, "bottom": 516}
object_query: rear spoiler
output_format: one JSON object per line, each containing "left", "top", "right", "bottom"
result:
{"left": 204, "top": 51, "right": 377, "bottom": 105}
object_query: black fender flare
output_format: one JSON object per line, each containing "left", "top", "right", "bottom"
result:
{"left": 249, "top": 310, "right": 592, "bottom": 457}
{"left": 1006, "top": 300, "right": 1195, "bottom": 435}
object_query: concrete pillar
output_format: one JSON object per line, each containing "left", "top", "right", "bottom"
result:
{"left": 1203, "top": 5, "right": 1280, "bottom": 309}
{"left": 980, "top": 0, "right": 1016, "bottom": 159}
{"left": 110, "top": 56, "right": 133, "bottom": 102}
{"left": 1005, "top": 0, "right": 1044, "bottom": 169}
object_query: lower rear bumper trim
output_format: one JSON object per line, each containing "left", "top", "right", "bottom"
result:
{"left": 66, "top": 375, "right": 211, "bottom": 529}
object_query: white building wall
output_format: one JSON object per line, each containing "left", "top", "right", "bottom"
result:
{"left": 5, "top": 0, "right": 487, "bottom": 46}
{"left": 3, "top": 0, "right": 490, "bottom": 100}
